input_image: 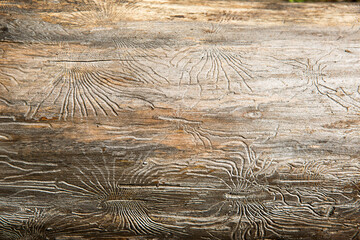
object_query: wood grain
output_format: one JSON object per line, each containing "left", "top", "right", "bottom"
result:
{"left": 0, "top": 0, "right": 360, "bottom": 239}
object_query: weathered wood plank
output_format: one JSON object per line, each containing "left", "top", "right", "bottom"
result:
{"left": 0, "top": 0, "right": 360, "bottom": 239}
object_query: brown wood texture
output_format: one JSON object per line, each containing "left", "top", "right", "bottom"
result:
{"left": 0, "top": 0, "right": 360, "bottom": 239}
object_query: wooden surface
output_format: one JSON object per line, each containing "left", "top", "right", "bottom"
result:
{"left": 1, "top": 0, "right": 360, "bottom": 239}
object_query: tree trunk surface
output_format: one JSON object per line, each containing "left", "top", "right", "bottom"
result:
{"left": 0, "top": 1, "right": 360, "bottom": 239}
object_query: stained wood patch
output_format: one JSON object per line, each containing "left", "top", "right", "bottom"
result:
{"left": 1, "top": 0, "right": 360, "bottom": 239}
